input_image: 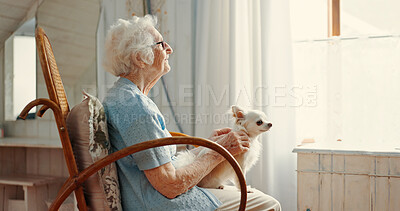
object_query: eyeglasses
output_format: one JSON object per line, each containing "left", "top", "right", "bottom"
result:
{"left": 153, "top": 41, "right": 166, "bottom": 49}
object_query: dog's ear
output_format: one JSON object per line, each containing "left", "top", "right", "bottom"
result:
{"left": 232, "top": 105, "right": 245, "bottom": 119}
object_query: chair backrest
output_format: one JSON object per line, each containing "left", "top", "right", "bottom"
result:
{"left": 35, "top": 26, "right": 89, "bottom": 211}
{"left": 35, "top": 27, "right": 70, "bottom": 118}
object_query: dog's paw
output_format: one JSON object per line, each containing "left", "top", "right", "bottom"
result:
{"left": 217, "top": 185, "right": 225, "bottom": 189}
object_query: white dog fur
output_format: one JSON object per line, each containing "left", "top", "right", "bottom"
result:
{"left": 172, "top": 105, "right": 272, "bottom": 190}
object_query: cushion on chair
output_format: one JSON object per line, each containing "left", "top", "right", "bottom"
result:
{"left": 66, "top": 92, "right": 122, "bottom": 211}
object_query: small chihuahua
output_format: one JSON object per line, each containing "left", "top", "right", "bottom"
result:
{"left": 172, "top": 106, "right": 272, "bottom": 190}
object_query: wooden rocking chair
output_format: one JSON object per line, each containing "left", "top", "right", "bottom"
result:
{"left": 19, "top": 26, "right": 247, "bottom": 211}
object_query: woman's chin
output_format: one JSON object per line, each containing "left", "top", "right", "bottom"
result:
{"left": 164, "top": 65, "right": 171, "bottom": 73}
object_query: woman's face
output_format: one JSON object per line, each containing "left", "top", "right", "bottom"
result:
{"left": 149, "top": 27, "right": 173, "bottom": 75}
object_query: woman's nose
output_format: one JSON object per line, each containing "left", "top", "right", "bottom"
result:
{"left": 165, "top": 42, "right": 173, "bottom": 54}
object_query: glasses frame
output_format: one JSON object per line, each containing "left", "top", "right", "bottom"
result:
{"left": 153, "top": 41, "right": 166, "bottom": 49}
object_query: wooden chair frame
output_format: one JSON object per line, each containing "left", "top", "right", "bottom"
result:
{"left": 18, "top": 26, "right": 247, "bottom": 210}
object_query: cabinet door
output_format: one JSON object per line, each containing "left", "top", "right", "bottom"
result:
{"left": 298, "top": 172, "right": 319, "bottom": 210}
{"left": 343, "top": 175, "right": 370, "bottom": 211}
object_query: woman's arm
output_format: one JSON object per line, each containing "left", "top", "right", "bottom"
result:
{"left": 144, "top": 150, "right": 223, "bottom": 199}
{"left": 190, "top": 128, "right": 232, "bottom": 156}
{"left": 144, "top": 130, "right": 249, "bottom": 199}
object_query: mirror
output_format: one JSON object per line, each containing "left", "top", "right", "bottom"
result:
{"left": 36, "top": 0, "right": 100, "bottom": 107}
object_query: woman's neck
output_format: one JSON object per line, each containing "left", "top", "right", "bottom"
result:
{"left": 122, "top": 69, "right": 161, "bottom": 96}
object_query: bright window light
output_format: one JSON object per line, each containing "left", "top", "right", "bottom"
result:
{"left": 14, "top": 36, "right": 36, "bottom": 119}
{"left": 290, "top": 0, "right": 328, "bottom": 41}
{"left": 6, "top": 36, "right": 36, "bottom": 120}
{"left": 342, "top": 0, "right": 400, "bottom": 36}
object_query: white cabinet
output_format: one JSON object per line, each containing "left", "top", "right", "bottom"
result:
{"left": 294, "top": 145, "right": 400, "bottom": 211}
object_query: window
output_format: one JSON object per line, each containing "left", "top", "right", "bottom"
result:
{"left": 290, "top": 1, "right": 400, "bottom": 146}
{"left": 342, "top": 0, "right": 400, "bottom": 37}
{"left": 4, "top": 18, "right": 36, "bottom": 121}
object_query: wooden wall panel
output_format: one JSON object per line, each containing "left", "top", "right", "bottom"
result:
{"left": 376, "top": 157, "right": 389, "bottom": 175}
{"left": 320, "top": 154, "right": 332, "bottom": 171}
{"left": 50, "top": 148, "right": 65, "bottom": 177}
{"left": 0, "top": 148, "right": 14, "bottom": 175}
{"left": 37, "top": 148, "right": 51, "bottom": 175}
{"left": 23, "top": 186, "right": 36, "bottom": 211}
{"left": 26, "top": 148, "right": 67, "bottom": 176}
{"left": 13, "top": 148, "right": 26, "bottom": 174}
{"left": 0, "top": 147, "right": 68, "bottom": 210}
{"left": 319, "top": 173, "right": 332, "bottom": 211}
{"left": 0, "top": 185, "right": 4, "bottom": 211}
{"left": 297, "top": 153, "right": 319, "bottom": 171}
{"left": 34, "top": 185, "right": 48, "bottom": 211}
{"left": 332, "top": 155, "right": 345, "bottom": 172}
{"left": 375, "top": 177, "right": 389, "bottom": 211}
{"left": 389, "top": 178, "right": 400, "bottom": 211}
{"left": 389, "top": 157, "right": 400, "bottom": 176}
{"left": 0, "top": 148, "right": 27, "bottom": 176}
{"left": 345, "top": 155, "right": 374, "bottom": 174}
{"left": 61, "top": 151, "right": 69, "bottom": 177}
{"left": 48, "top": 182, "right": 63, "bottom": 199}
{"left": 369, "top": 177, "right": 375, "bottom": 211}
{"left": 298, "top": 172, "right": 319, "bottom": 210}
{"left": 332, "top": 174, "right": 344, "bottom": 211}
{"left": 3, "top": 186, "right": 18, "bottom": 211}
{"left": 343, "top": 167, "right": 372, "bottom": 210}
{"left": 26, "top": 149, "right": 38, "bottom": 175}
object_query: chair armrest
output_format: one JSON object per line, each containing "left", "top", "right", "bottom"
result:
{"left": 50, "top": 136, "right": 247, "bottom": 211}
{"left": 19, "top": 98, "right": 61, "bottom": 120}
{"left": 169, "top": 132, "right": 189, "bottom": 137}
{"left": 37, "top": 105, "right": 50, "bottom": 117}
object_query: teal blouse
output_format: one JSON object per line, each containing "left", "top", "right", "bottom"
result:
{"left": 103, "top": 77, "right": 221, "bottom": 210}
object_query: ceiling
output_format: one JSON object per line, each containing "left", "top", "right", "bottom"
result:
{"left": 0, "top": 0, "right": 100, "bottom": 85}
{"left": 0, "top": 0, "right": 37, "bottom": 44}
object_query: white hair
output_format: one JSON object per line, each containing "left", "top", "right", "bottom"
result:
{"left": 103, "top": 15, "right": 158, "bottom": 76}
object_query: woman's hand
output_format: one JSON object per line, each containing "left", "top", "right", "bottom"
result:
{"left": 209, "top": 128, "right": 250, "bottom": 156}
{"left": 208, "top": 128, "right": 232, "bottom": 140}
{"left": 214, "top": 131, "right": 250, "bottom": 156}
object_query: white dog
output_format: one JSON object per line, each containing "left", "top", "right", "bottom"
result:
{"left": 172, "top": 106, "right": 272, "bottom": 190}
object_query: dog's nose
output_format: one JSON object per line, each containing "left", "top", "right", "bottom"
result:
{"left": 268, "top": 123, "right": 272, "bottom": 127}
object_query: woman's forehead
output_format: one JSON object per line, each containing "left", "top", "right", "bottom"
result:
{"left": 148, "top": 26, "right": 162, "bottom": 40}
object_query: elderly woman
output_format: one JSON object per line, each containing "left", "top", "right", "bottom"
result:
{"left": 102, "top": 15, "right": 281, "bottom": 211}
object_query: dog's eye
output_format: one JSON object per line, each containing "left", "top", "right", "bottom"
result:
{"left": 256, "top": 120, "right": 263, "bottom": 126}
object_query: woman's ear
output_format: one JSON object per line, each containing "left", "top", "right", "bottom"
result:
{"left": 131, "top": 53, "right": 146, "bottom": 69}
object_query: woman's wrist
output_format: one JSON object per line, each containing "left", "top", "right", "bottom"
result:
{"left": 206, "top": 150, "right": 225, "bottom": 163}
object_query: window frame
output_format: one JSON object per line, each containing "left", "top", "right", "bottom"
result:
{"left": 328, "top": 0, "right": 340, "bottom": 37}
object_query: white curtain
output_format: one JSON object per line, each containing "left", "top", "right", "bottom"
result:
{"left": 194, "top": 0, "right": 296, "bottom": 210}
{"left": 293, "top": 37, "right": 400, "bottom": 147}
